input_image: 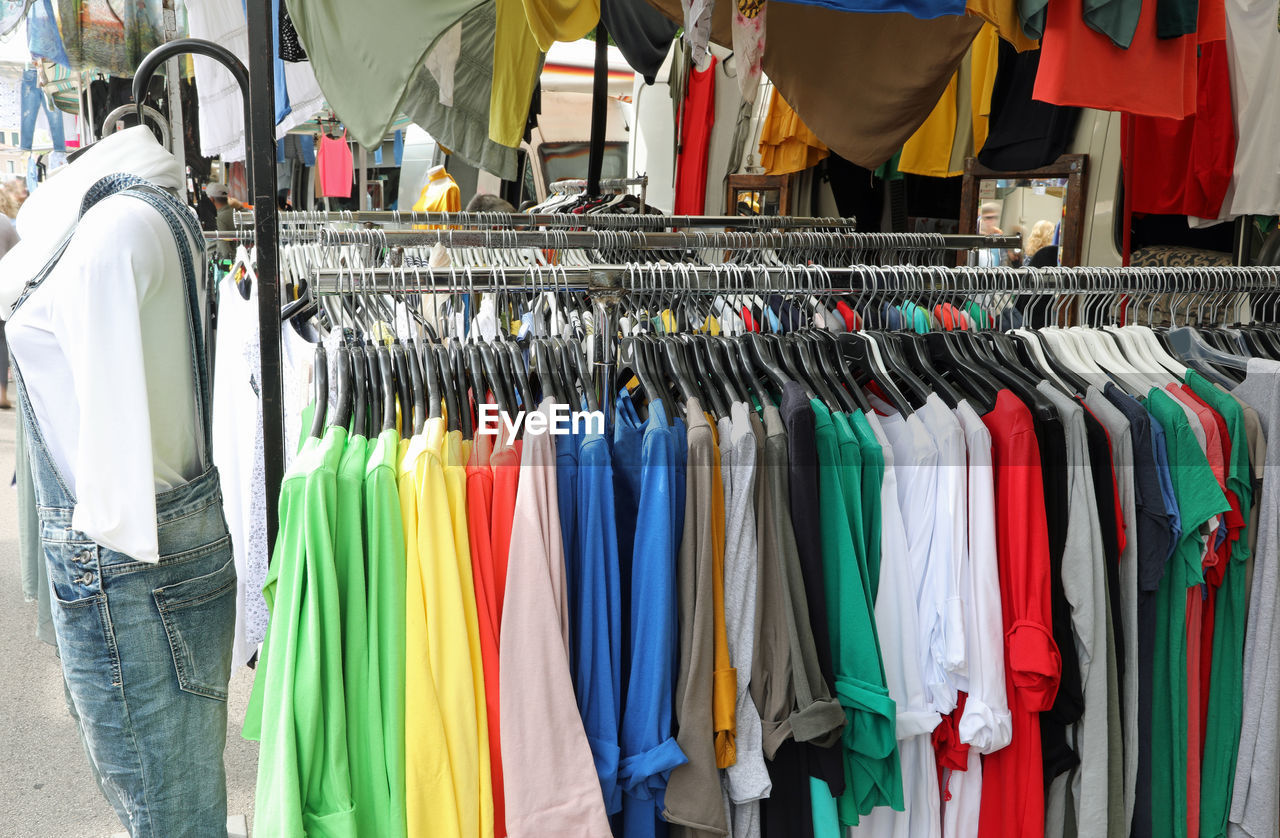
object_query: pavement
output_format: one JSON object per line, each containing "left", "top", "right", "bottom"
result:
{"left": 0, "top": 407, "right": 260, "bottom": 836}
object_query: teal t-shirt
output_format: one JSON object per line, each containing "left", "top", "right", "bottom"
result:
{"left": 1144, "top": 389, "right": 1230, "bottom": 838}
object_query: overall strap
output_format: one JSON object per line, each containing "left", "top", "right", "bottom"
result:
{"left": 91, "top": 174, "right": 215, "bottom": 466}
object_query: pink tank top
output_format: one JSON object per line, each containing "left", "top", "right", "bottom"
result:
{"left": 317, "top": 128, "right": 353, "bottom": 198}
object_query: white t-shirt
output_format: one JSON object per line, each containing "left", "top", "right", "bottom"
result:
{"left": 7, "top": 197, "right": 204, "bottom": 564}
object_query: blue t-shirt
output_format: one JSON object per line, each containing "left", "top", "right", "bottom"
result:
{"left": 615, "top": 397, "right": 688, "bottom": 838}
{"left": 557, "top": 430, "right": 582, "bottom": 671}
{"left": 576, "top": 430, "right": 625, "bottom": 815}
{"left": 773, "top": 0, "right": 965, "bottom": 18}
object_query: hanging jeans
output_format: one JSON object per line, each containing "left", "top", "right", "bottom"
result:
{"left": 19, "top": 67, "right": 65, "bottom": 152}
{"left": 12, "top": 174, "right": 235, "bottom": 838}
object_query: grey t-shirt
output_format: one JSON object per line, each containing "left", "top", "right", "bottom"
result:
{"left": 1038, "top": 381, "right": 1111, "bottom": 838}
{"left": 1230, "top": 359, "right": 1280, "bottom": 838}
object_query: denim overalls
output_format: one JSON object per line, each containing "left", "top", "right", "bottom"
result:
{"left": 12, "top": 174, "right": 236, "bottom": 838}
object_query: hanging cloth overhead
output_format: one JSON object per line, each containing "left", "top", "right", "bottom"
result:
{"left": 675, "top": 57, "right": 718, "bottom": 214}
{"left": 758, "top": 88, "right": 829, "bottom": 176}
{"left": 282, "top": 0, "right": 484, "bottom": 149}
{"left": 401, "top": 2, "right": 526, "bottom": 180}
{"left": 187, "top": 0, "right": 325, "bottom": 161}
{"left": 645, "top": 0, "right": 983, "bottom": 168}
{"left": 898, "top": 24, "right": 999, "bottom": 178}
{"left": 1032, "top": 0, "right": 1200, "bottom": 121}
{"left": 977, "top": 38, "right": 1080, "bottom": 172}
{"left": 966, "top": 0, "right": 1038, "bottom": 50}
{"left": 491, "top": 0, "right": 544, "bottom": 148}
{"left": 522, "top": 0, "right": 602, "bottom": 49}
{"left": 1122, "top": 0, "right": 1236, "bottom": 221}
{"left": 55, "top": 0, "right": 163, "bottom": 75}
{"left": 602, "top": 0, "right": 681, "bottom": 84}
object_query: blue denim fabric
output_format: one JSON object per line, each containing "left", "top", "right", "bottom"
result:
{"left": 269, "top": 0, "right": 290, "bottom": 122}
{"left": 299, "top": 134, "right": 315, "bottom": 166}
{"left": 393, "top": 130, "right": 404, "bottom": 167}
{"left": 27, "top": 0, "right": 69, "bottom": 67}
{"left": 12, "top": 175, "right": 235, "bottom": 838}
{"left": 20, "top": 67, "right": 65, "bottom": 152}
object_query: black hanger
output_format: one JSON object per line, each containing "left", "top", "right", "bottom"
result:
{"left": 378, "top": 346, "right": 397, "bottom": 432}
{"left": 421, "top": 343, "right": 442, "bottom": 420}
{"left": 309, "top": 343, "right": 329, "bottom": 438}
{"left": 392, "top": 344, "right": 413, "bottom": 437}
{"left": 566, "top": 340, "right": 600, "bottom": 414}
{"left": 331, "top": 345, "right": 353, "bottom": 431}
{"left": 409, "top": 344, "right": 427, "bottom": 435}
{"left": 813, "top": 331, "right": 871, "bottom": 414}
{"left": 708, "top": 336, "right": 749, "bottom": 406}
{"left": 744, "top": 333, "right": 790, "bottom": 400}
{"left": 502, "top": 342, "right": 534, "bottom": 414}
{"left": 889, "top": 333, "right": 964, "bottom": 409}
{"left": 660, "top": 335, "right": 700, "bottom": 410}
{"left": 365, "top": 345, "right": 382, "bottom": 438}
{"left": 478, "top": 342, "right": 513, "bottom": 419}
{"left": 437, "top": 345, "right": 462, "bottom": 432}
{"left": 792, "top": 332, "right": 846, "bottom": 412}
{"left": 921, "top": 332, "right": 998, "bottom": 414}
{"left": 350, "top": 345, "right": 368, "bottom": 438}
{"left": 532, "top": 339, "right": 564, "bottom": 406}
{"left": 963, "top": 332, "right": 1059, "bottom": 420}
{"left": 687, "top": 334, "right": 731, "bottom": 418}
{"left": 837, "top": 333, "right": 916, "bottom": 415}
{"left": 466, "top": 344, "right": 490, "bottom": 432}
{"left": 452, "top": 347, "right": 473, "bottom": 440}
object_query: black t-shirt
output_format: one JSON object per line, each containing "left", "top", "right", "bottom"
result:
{"left": 780, "top": 382, "right": 846, "bottom": 797}
{"left": 1104, "top": 383, "right": 1176, "bottom": 838}
{"left": 599, "top": 0, "right": 678, "bottom": 84}
{"left": 978, "top": 39, "right": 1082, "bottom": 172}
{"left": 1027, "top": 402, "right": 1085, "bottom": 783}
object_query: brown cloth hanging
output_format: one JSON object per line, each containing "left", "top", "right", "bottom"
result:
{"left": 644, "top": 0, "right": 982, "bottom": 169}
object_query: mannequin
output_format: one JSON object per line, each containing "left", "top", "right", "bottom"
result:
{"left": 0, "top": 124, "right": 234, "bottom": 838}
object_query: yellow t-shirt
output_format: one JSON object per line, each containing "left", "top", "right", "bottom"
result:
{"left": 442, "top": 427, "right": 495, "bottom": 837}
{"left": 417, "top": 419, "right": 485, "bottom": 838}
{"left": 521, "top": 0, "right": 600, "bottom": 51}
{"left": 399, "top": 432, "right": 461, "bottom": 837}
{"left": 491, "top": 0, "right": 543, "bottom": 148}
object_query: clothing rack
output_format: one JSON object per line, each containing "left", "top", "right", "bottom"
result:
{"left": 235, "top": 209, "right": 864, "bottom": 230}
{"left": 305, "top": 228, "right": 1023, "bottom": 254}
{"left": 306, "top": 263, "right": 1279, "bottom": 298}
{"left": 549, "top": 175, "right": 648, "bottom": 206}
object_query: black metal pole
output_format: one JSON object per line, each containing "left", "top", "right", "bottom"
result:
{"left": 246, "top": 4, "right": 285, "bottom": 551}
{"left": 586, "top": 22, "right": 608, "bottom": 197}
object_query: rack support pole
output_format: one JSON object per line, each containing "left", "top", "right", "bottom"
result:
{"left": 247, "top": 1, "right": 285, "bottom": 551}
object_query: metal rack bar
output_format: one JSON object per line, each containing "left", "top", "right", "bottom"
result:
{"left": 236, "top": 209, "right": 862, "bottom": 230}
{"left": 218, "top": 227, "right": 1023, "bottom": 252}
{"left": 308, "top": 264, "right": 1280, "bottom": 296}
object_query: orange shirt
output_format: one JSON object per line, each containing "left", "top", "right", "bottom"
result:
{"left": 1033, "top": 0, "right": 1200, "bottom": 119}
{"left": 467, "top": 433, "right": 507, "bottom": 837}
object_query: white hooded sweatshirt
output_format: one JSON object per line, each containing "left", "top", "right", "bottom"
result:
{"left": 2, "top": 126, "right": 204, "bottom": 564}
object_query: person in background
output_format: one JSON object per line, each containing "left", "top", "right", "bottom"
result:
{"left": 1024, "top": 219, "right": 1059, "bottom": 267}
{"left": 466, "top": 193, "right": 516, "bottom": 214}
{"left": 277, "top": 188, "right": 292, "bottom": 212}
{"left": 0, "top": 183, "right": 22, "bottom": 408}
{"left": 207, "top": 182, "right": 236, "bottom": 263}
{"left": 976, "top": 200, "right": 1004, "bottom": 267}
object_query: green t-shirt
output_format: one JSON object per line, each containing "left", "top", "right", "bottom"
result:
{"left": 1145, "top": 389, "right": 1231, "bottom": 838}
{"left": 1184, "top": 371, "right": 1254, "bottom": 838}
{"left": 336, "top": 434, "right": 384, "bottom": 838}
{"left": 850, "top": 410, "right": 886, "bottom": 605}
{"left": 365, "top": 428, "right": 408, "bottom": 838}
{"left": 245, "top": 426, "right": 359, "bottom": 837}
{"left": 811, "top": 399, "right": 901, "bottom": 827}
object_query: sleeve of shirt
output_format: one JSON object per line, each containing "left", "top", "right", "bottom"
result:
{"left": 1003, "top": 428, "right": 1062, "bottom": 713}
{"left": 58, "top": 206, "right": 163, "bottom": 563}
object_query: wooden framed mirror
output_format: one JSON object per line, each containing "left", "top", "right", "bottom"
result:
{"left": 727, "top": 173, "right": 790, "bottom": 217}
{"left": 959, "top": 153, "right": 1088, "bottom": 267}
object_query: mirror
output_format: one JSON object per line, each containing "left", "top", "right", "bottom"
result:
{"left": 727, "top": 173, "right": 789, "bottom": 217}
{"left": 960, "top": 153, "right": 1088, "bottom": 267}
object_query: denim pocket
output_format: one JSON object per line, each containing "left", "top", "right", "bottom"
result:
{"left": 153, "top": 551, "right": 237, "bottom": 701}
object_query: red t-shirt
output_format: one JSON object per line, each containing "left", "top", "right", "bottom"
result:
{"left": 979, "top": 390, "right": 1062, "bottom": 838}
{"left": 1034, "top": 0, "right": 1200, "bottom": 120}
{"left": 674, "top": 57, "right": 717, "bottom": 215}
{"left": 1121, "top": 0, "right": 1235, "bottom": 220}
{"left": 466, "top": 433, "right": 507, "bottom": 836}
